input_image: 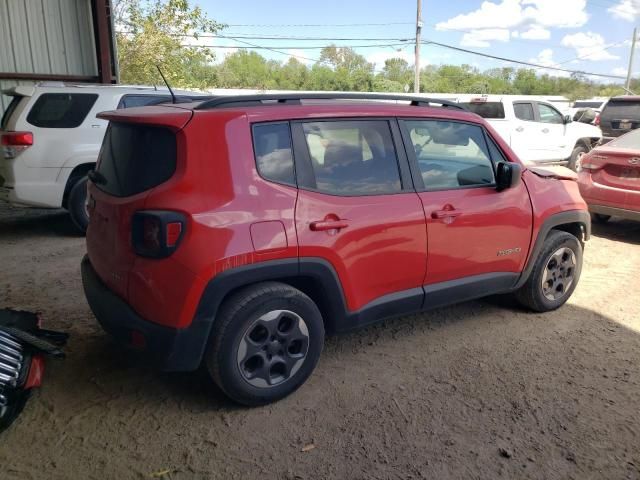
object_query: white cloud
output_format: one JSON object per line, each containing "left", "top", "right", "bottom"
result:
{"left": 460, "top": 29, "right": 511, "bottom": 48}
{"left": 520, "top": 24, "right": 551, "bottom": 40}
{"left": 608, "top": 0, "right": 640, "bottom": 21}
{"left": 436, "top": 0, "right": 588, "bottom": 31}
{"left": 561, "top": 32, "right": 620, "bottom": 61}
{"left": 529, "top": 48, "right": 571, "bottom": 77}
{"left": 613, "top": 67, "right": 628, "bottom": 76}
{"left": 366, "top": 49, "right": 414, "bottom": 67}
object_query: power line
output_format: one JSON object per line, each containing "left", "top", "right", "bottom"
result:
{"left": 183, "top": 42, "right": 410, "bottom": 50}
{"left": 222, "top": 22, "right": 414, "bottom": 27}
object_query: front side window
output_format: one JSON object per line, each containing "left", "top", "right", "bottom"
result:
{"left": 301, "top": 120, "right": 401, "bottom": 195}
{"left": 26, "top": 93, "right": 98, "bottom": 128}
{"left": 253, "top": 123, "right": 295, "bottom": 186}
{"left": 404, "top": 120, "right": 495, "bottom": 190}
{"left": 514, "top": 102, "right": 535, "bottom": 121}
{"left": 537, "top": 103, "right": 563, "bottom": 124}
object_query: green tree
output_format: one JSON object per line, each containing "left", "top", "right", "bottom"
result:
{"left": 114, "top": 0, "right": 223, "bottom": 88}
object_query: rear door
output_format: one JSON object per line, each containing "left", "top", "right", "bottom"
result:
{"left": 399, "top": 118, "right": 532, "bottom": 291}
{"left": 511, "top": 101, "right": 541, "bottom": 162}
{"left": 292, "top": 118, "right": 427, "bottom": 313}
{"left": 87, "top": 108, "right": 191, "bottom": 300}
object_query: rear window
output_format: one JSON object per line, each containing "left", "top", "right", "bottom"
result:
{"left": 27, "top": 93, "right": 98, "bottom": 128}
{"left": 601, "top": 100, "right": 640, "bottom": 119}
{"left": 608, "top": 128, "right": 640, "bottom": 149}
{"left": 459, "top": 102, "right": 505, "bottom": 119}
{"left": 95, "top": 123, "right": 176, "bottom": 197}
{"left": 1, "top": 96, "right": 22, "bottom": 130}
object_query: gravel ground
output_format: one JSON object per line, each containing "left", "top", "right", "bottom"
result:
{"left": 0, "top": 203, "right": 639, "bottom": 480}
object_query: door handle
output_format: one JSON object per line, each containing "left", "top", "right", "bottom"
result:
{"left": 515, "top": 126, "right": 524, "bottom": 132}
{"left": 541, "top": 128, "right": 550, "bottom": 133}
{"left": 310, "top": 219, "right": 349, "bottom": 231}
{"left": 431, "top": 205, "right": 461, "bottom": 220}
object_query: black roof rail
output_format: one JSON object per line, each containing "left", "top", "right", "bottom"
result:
{"left": 194, "top": 93, "right": 466, "bottom": 111}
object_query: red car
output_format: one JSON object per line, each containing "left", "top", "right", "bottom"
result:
{"left": 81, "top": 93, "right": 590, "bottom": 405}
{"left": 578, "top": 127, "right": 640, "bottom": 223}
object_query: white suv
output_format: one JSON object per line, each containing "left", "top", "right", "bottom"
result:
{"left": 0, "top": 83, "right": 207, "bottom": 232}
{"left": 457, "top": 95, "right": 602, "bottom": 170}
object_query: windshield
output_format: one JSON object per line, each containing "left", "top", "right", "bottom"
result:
{"left": 601, "top": 101, "right": 640, "bottom": 119}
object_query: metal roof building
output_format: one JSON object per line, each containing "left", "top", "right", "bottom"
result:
{"left": 0, "top": 0, "right": 117, "bottom": 113}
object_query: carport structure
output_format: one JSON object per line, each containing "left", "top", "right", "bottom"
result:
{"left": 0, "top": 0, "right": 117, "bottom": 113}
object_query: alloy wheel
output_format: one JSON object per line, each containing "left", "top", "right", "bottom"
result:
{"left": 237, "top": 310, "right": 309, "bottom": 388}
{"left": 541, "top": 247, "right": 577, "bottom": 301}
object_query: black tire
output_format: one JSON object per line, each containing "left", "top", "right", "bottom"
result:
{"left": 567, "top": 143, "right": 589, "bottom": 171}
{"left": 68, "top": 176, "right": 89, "bottom": 234}
{"left": 514, "top": 230, "right": 583, "bottom": 312}
{"left": 591, "top": 213, "right": 611, "bottom": 224}
{"left": 205, "top": 282, "right": 324, "bottom": 406}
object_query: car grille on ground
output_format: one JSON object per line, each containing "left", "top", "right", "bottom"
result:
{"left": 0, "top": 330, "right": 24, "bottom": 408}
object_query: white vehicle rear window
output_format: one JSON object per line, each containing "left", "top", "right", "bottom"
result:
{"left": 26, "top": 93, "right": 98, "bottom": 128}
{"left": 459, "top": 102, "right": 506, "bottom": 119}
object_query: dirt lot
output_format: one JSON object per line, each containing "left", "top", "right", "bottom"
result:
{"left": 0, "top": 203, "right": 639, "bottom": 480}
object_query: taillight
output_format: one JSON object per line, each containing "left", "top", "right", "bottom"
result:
{"left": 579, "top": 154, "right": 606, "bottom": 172}
{"left": 594, "top": 114, "right": 600, "bottom": 126}
{"left": 132, "top": 211, "right": 186, "bottom": 258}
{"left": 1, "top": 131, "right": 33, "bottom": 159}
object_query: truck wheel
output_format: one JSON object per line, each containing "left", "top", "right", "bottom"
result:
{"left": 515, "top": 230, "right": 583, "bottom": 312}
{"left": 205, "top": 282, "right": 325, "bottom": 406}
{"left": 568, "top": 144, "right": 589, "bottom": 171}
{"left": 68, "top": 176, "right": 89, "bottom": 234}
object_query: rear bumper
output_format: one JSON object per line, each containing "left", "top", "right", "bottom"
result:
{"left": 81, "top": 255, "right": 209, "bottom": 371}
{"left": 589, "top": 204, "right": 640, "bottom": 221}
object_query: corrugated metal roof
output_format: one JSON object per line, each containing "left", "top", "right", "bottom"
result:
{"left": 0, "top": 0, "right": 98, "bottom": 112}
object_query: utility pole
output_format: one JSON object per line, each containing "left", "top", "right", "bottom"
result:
{"left": 626, "top": 27, "right": 637, "bottom": 92}
{"left": 414, "top": 0, "right": 422, "bottom": 93}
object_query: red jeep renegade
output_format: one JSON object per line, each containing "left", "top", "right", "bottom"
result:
{"left": 81, "top": 93, "right": 590, "bottom": 405}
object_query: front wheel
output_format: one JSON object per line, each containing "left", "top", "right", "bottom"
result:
{"left": 515, "top": 230, "right": 583, "bottom": 312}
{"left": 205, "top": 282, "right": 325, "bottom": 406}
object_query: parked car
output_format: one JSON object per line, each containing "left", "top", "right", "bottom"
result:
{"left": 570, "top": 98, "right": 608, "bottom": 125}
{"left": 458, "top": 95, "right": 602, "bottom": 170}
{"left": 0, "top": 82, "right": 208, "bottom": 232}
{"left": 599, "top": 96, "right": 640, "bottom": 143}
{"left": 81, "top": 93, "right": 590, "bottom": 405}
{"left": 578, "top": 126, "right": 640, "bottom": 223}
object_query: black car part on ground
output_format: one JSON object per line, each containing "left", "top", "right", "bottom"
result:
{"left": 0, "top": 309, "right": 67, "bottom": 433}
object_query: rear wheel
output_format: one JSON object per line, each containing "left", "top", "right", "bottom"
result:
{"left": 591, "top": 213, "right": 611, "bottom": 224}
{"left": 205, "top": 282, "right": 324, "bottom": 406}
{"left": 515, "top": 230, "right": 583, "bottom": 312}
{"left": 67, "top": 176, "right": 89, "bottom": 234}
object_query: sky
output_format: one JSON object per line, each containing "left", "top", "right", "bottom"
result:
{"left": 193, "top": 0, "right": 640, "bottom": 82}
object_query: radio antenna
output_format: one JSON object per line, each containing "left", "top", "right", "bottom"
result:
{"left": 155, "top": 65, "right": 176, "bottom": 103}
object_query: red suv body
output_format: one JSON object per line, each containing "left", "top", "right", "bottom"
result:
{"left": 81, "top": 94, "right": 590, "bottom": 405}
{"left": 578, "top": 127, "right": 640, "bottom": 223}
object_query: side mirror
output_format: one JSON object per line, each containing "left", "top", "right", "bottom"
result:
{"left": 564, "top": 114, "right": 573, "bottom": 124}
{"left": 496, "top": 162, "right": 523, "bottom": 192}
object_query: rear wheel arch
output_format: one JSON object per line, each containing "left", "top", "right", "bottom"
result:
{"left": 62, "top": 162, "right": 95, "bottom": 208}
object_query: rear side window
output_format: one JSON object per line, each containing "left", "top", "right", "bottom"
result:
{"left": 252, "top": 123, "right": 295, "bottom": 186}
{"left": 27, "top": 93, "right": 98, "bottom": 128}
{"left": 514, "top": 103, "right": 535, "bottom": 121}
{"left": 459, "top": 102, "right": 505, "bottom": 119}
{"left": 117, "top": 95, "right": 172, "bottom": 109}
{"left": 1, "top": 96, "right": 22, "bottom": 130}
{"left": 301, "top": 120, "right": 402, "bottom": 195}
{"left": 601, "top": 100, "right": 640, "bottom": 119}
{"left": 95, "top": 123, "right": 176, "bottom": 197}
{"left": 404, "top": 120, "right": 495, "bottom": 190}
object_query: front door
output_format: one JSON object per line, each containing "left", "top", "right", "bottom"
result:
{"left": 399, "top": 119, "right": 532, "bottom": 289}
{"left": 292, "top": 118, "right": 427, "bottom": 313}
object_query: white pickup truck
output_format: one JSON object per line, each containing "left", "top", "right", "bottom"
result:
{"left": 456, "top": 95, "right": 602, "bottom": 170}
